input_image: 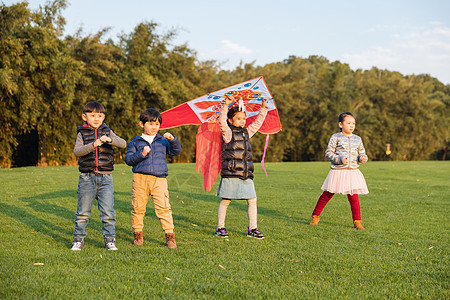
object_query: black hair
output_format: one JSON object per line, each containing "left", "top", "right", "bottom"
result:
{"left": 338, "top": 112, "right": 355, "bottom": 131}
{"left": 83, "top": 101, "right": 105, "bottom": 114}
{"left": 227, "top": 106, "right": 246, "bottom": 120}
{"left": 140, "top": 108, "right": 162, "bottom": 125}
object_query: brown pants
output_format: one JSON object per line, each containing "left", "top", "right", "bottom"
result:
{"left": 131, "top": 173, "right": 174, "bottom": 233}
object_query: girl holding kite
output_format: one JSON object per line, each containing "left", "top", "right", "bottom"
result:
{"left": 215, "top": 95, "right": 268, "bottom": 239}
{"left": 309, "top": 112, "right": 369, "bottom": 230}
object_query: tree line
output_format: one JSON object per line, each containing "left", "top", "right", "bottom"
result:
{"left": 1, "top": 1, "right": 449, "bottom": 167}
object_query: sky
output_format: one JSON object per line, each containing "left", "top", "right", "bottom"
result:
{"left": 4, "top": 0, "right": 450, "bottom": 84}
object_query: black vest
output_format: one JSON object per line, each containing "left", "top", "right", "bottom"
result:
{"left": 77, "top": 123, "right": 114, "bottom": 173}
{"left": 221, "top": 124, "right": 254, "bottom": 180}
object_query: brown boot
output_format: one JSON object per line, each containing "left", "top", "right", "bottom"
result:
{"left": 165, "top": 233, "right": 177, "bottom": 249}
{"left": 353, "top": 220, "right": 365, "bottom": 230}
{"left": 310, "top": 215, "right": 320, "bottom": 225}
{"left": 133, "top": 231, "right": 143, "bottom": 245}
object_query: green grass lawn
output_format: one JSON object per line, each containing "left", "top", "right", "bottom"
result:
{"left": 0, "top": 161, "right": 448, "bottom": 299}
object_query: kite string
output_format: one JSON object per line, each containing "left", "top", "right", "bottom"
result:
{"left": 261, "top": 134, "right": 270, "bottom": 176}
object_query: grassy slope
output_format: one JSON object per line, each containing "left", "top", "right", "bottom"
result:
{"left": 0, "top": 161, "right": 448, "bottom": 299}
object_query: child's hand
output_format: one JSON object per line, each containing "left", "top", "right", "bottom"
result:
{"left": 93, "top": 135, "right": 112, "bottom": 147}
{"left": 163, "top": 132, "right": 174, "bottom": 141}
{"left": 360, "top": 156, "right": 368, "bottom": 164}
{"left": 142, "top": 146, "right": 151, "bottom": 156}
{"left": 100, "top": 135, "right": 112, "bottom": 143}
{"left": 93, "top": 139, "right": 102, "bottom": 148}
{"left": 224, "top": 95, "right": 235, "bottom": 106}
{"left": 261, "top": 98, "right": 268, "bottom": 109}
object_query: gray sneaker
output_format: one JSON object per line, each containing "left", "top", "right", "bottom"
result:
{"left": 104, "top": 237, "right": 118, "bottom": 251}
{"left": 70, "top": 237, "right": 84, "bottom": 251}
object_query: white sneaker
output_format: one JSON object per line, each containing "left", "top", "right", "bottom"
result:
{"left": 104, "top": 237, "right": 118, "bottom": 251}
{"left": 70, "top": 238, "right": 84, "bottom": 251}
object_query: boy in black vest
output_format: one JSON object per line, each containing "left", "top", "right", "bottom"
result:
{"left": 71, "top": 101, "right": 126, "bottom": 251}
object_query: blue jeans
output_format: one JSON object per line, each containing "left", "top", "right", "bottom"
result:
{"left": 73, "top": 173, "right": 116, "bottom": 238}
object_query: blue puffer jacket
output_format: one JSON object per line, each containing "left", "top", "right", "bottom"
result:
{"left": 124, "top": 134, "right": 182, "bottom": 177}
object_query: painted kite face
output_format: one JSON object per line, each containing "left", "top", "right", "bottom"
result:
{"left": 161, "top": 77, "right": 281, "bottom": 137}
{"left": 224, "top": 90, "right": 264, "bottom": 112}
{"left": 224, "top": 90, "right": 261, "bottom": 101}
{"left": 184, "top": 77, "right": 276, "bottom": 126}
{"left": 191, "top": 90, "right": 265, "bottom": 122}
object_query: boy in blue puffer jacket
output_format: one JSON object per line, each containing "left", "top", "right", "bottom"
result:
{"left": 125, "top": 108, "right": 182, "bottom": 248}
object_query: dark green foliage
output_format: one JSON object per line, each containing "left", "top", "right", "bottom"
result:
{"left": 1, "top": 1, "right": 449, "bottom": 167}
{"left": 0, "top": 1, "right": 82, "bottom": 166}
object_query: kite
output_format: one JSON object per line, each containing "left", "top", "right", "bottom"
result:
{"left": 160, "top": 76, "right": 281, "bottom": 191}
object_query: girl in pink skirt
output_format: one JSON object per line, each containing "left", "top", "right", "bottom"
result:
{"left": 310, "top": 112, "right": 369, "bottom": 230}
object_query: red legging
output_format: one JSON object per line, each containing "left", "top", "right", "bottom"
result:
{"left": 312, "top": 191, "right": 361, "bottom": 220}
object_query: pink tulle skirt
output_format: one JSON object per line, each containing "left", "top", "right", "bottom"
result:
{"left": 321, "top": 169, "right": 369, "bottom": 195}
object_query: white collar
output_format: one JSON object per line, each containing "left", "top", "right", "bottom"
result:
{"left": 141, "top": 134, "right": 156, "bottom": 143}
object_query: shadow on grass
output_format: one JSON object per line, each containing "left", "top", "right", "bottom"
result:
{"left": 166, "top": 172, "right": 311, "bottom": 224}
{"left": 8, "top": 185, "right": 339, "bottom": 246}
{"left": 114, "top": 192, "right": 217, "bottom": 237}
{"left": 2, "top": 190, "right": 166, "bottom": 248}
{"left": 0, "top": 202, "right": 74, "bottom": 245}
{"left": 170, "top": 189, "right": 308, "bottom": 225}
{"left": 114, "top": 195, "right": 170, "bottom": 246}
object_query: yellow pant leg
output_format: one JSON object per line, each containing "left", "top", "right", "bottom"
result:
{"left": 149, "top": 177, "right": 174, "bottom": 233}
{"left": 131, "top": 173, "right": 150, "bottom": 232}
